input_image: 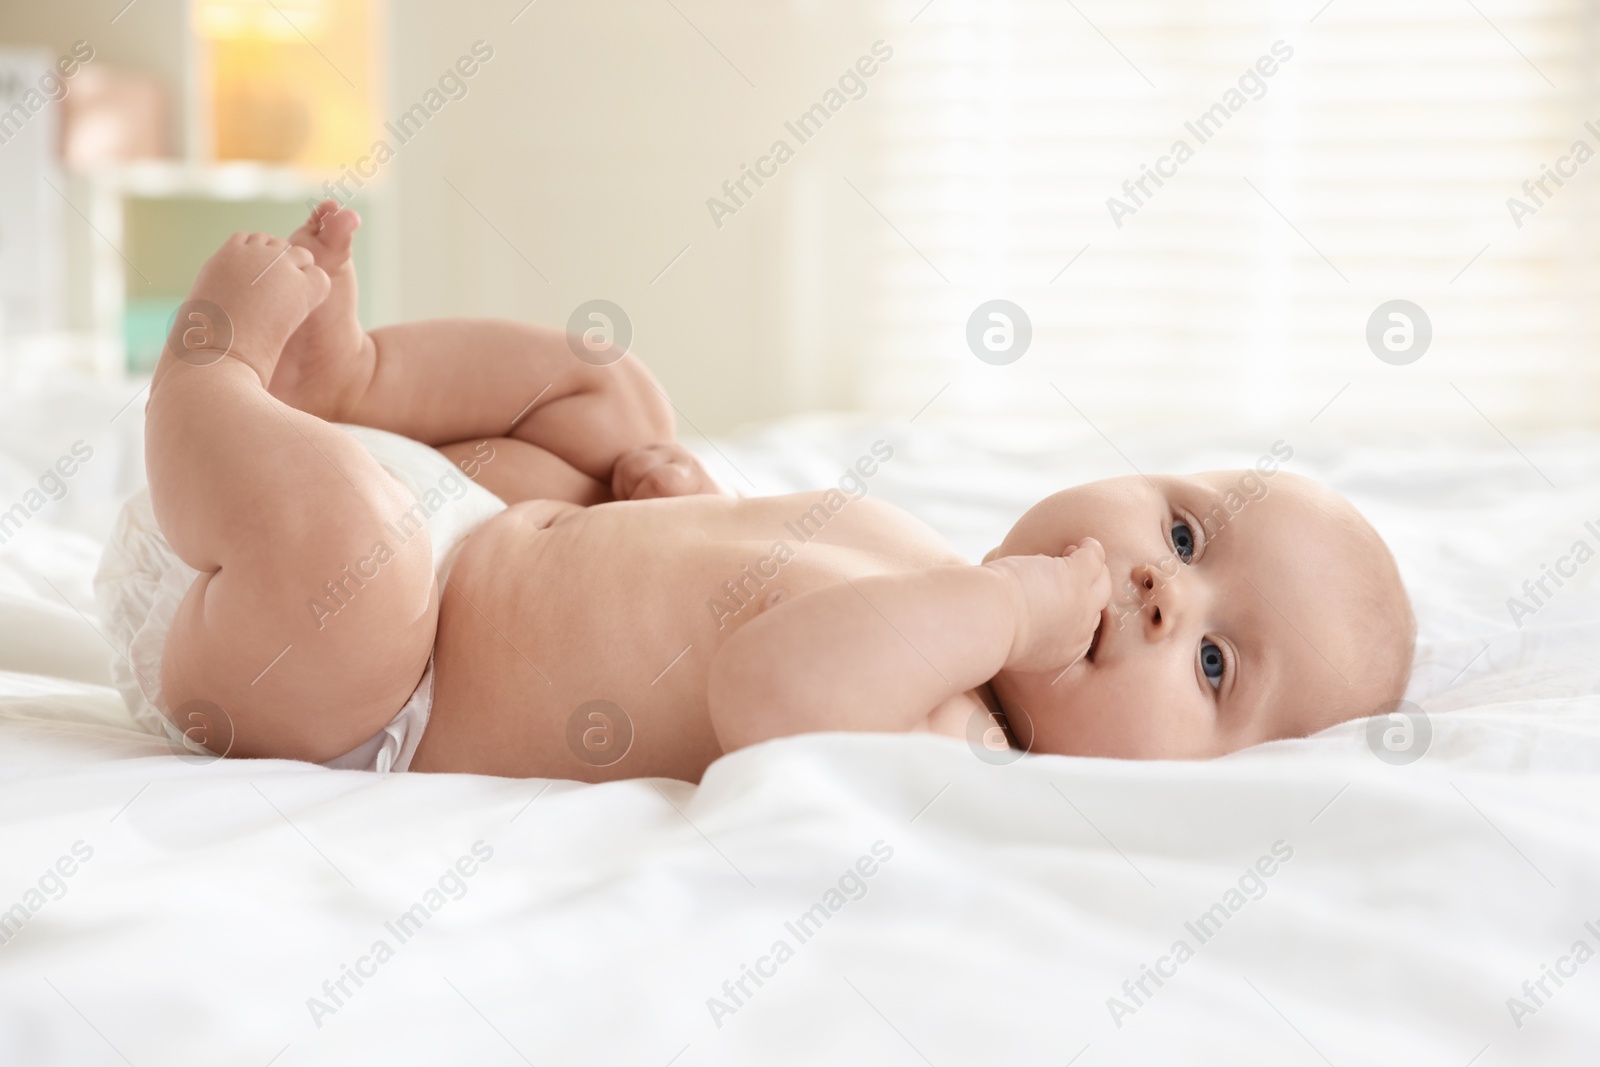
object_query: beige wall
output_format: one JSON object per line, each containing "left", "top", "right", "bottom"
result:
{"left": 386, "top": 0, "right": 882, "bottom": 434}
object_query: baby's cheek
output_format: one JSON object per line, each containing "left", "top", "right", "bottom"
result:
{"left": 1063, "top": 671, "right": 1148, "bottom": 753}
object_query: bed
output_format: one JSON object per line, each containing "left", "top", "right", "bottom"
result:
{"left": 1, "top": 380, "right": 1597, "bottom": 1066}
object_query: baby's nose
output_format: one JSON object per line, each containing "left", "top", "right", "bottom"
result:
{"left": 1130, "top": 561, "right": 1164, "bottom": 599}
{"left": 1130, "top": 562, "right": 1151, "bottom": 589}
{"left": 1128, "top": 560, "right": 1184, "bottom": 627}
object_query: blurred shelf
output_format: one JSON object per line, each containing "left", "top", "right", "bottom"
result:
{"left": 4, "top": 0, "right": 391, "bottom": 383}
{"left": 66, "top": 161, "right": 389, "bottom": 379}
{"left": 86, "top": 159, "right": 335, "bottom": 201}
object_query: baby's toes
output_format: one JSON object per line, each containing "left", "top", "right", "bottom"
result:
{"left": 317, "top": 206, "right": 360, "bottom": 251}
{"left": 291, "top": 200, "right": 360, "bottom": 267}
{"left": 302, "top": 198, "right": 339, "bottom": 230}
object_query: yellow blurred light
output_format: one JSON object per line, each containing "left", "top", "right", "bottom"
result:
{"left": 200, "top": 0, "right": 380, "bottom": 168}
{"left": 195, "top": 0, "right": 329, "bottom": 41}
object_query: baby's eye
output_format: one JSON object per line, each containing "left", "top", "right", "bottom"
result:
{"left": 1199, "top": 639, "right": 1225, "bottom": 690}
{"left": 1171, "top": 521, "right": 1196, "bottom": 563}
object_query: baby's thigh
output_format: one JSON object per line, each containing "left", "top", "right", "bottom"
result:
{"left": 159, "top": 488, "right": 440, "bottom": 763}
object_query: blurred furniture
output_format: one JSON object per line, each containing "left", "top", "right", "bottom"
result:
{"left": 0, "top": 0, "right": 387, "bottom": 380}
{"left": 78, "top": 163, "right": 366, "bottom": 376}
{"left": 0, "top": 49, "right": 65, "bottom": 342}
{"left": 61, "top": 66, "right": 169, "bottom": 171}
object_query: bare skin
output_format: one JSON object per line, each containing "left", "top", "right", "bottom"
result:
{"left": 145, "top": 204, "right": 1412, "bottom": 782}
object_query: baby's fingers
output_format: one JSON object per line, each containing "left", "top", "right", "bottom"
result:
{"left": 631, "top": 461, "right": 694, "bottom": 500}
{"left": 1062, "top": 538, "right": 1110, "bottom": 598}
{"left": 611, "top": 444, "right": 670, "bottom": 498}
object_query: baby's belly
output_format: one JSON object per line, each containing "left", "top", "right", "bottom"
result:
{"left": 412, "top": 492, "right": 958, "bottom": 781}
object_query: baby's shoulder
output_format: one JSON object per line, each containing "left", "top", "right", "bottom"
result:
{"left": 827, "top": 493, "right": 966, "bottom": 565}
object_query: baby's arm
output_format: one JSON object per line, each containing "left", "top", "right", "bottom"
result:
{"left": 708, "top": 541, "right": 1108, "bottom": 751}
{"left": 431, "top": 436, "right": 727, "bottom": 507}
{"left": 437, "top": 437, "right": 611, "bottom": 506}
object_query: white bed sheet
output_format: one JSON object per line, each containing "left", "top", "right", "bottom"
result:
{"left": 0, "top": 384, "right": 1598, "bottom": 1065}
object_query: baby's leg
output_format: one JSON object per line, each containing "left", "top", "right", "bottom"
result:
{"left": 272, "top": 206, "right": 607, "bottom": 505}
{"left": 147, "top": 232, "right": 438, "bottom": 762}
{"left": 268, "top": 202, "right": 675, "bottom": 485}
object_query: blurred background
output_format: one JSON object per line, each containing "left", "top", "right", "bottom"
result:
{"left": 0, "top": 0, "right": 1596, "bottom": 435}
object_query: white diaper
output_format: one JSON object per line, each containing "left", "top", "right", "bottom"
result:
{"left": 92, "top": 425, "right": 507, "bottom": 772}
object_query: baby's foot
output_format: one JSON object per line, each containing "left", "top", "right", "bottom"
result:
{"left": 269, "top": 200, "right": 370, "bottom": 419}
{"left": 160, "top": 231, "right": 330, "bottom": 389}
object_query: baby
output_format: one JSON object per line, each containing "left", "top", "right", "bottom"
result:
{"left": 113, "top": 203, "right": 1415, "bottom": 781}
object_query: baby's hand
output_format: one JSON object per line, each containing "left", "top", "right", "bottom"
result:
{"left": 984, "top": 539, "right": 1111, "bottom": 673}
{"left": 611, "top": 442, "right": 726, "bottom": 501}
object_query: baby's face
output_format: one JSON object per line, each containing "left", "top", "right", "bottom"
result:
{"left": 985, "top": 470, "right": 1405, "bottom": 759}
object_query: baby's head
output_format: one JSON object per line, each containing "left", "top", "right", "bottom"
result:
{"left": 983, "top": 466, "right": 1414, "bottom": 759}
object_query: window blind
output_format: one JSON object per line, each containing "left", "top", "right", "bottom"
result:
{"left": 822, "top": 0, "right": 1597, "bottom": 431}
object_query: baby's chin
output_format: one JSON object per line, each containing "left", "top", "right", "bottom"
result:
{"left": 992, "top": 682, "right": 1206, "bottom": 761}
{"left": 990, "top": 677, "right": 1084, "bottom": 756}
